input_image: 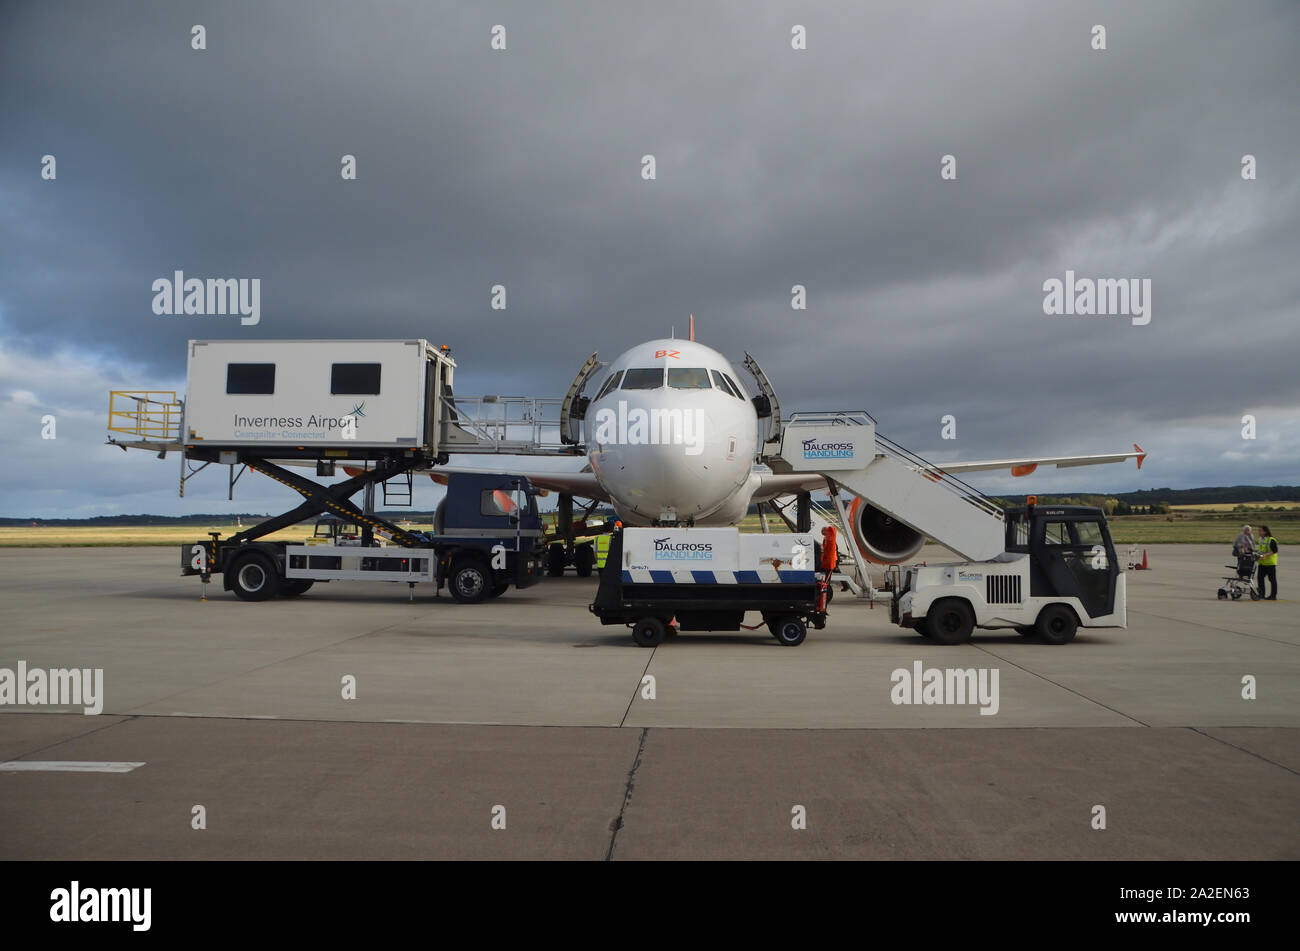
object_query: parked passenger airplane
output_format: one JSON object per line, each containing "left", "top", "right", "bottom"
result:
{"left": 433, "top": 335, "right": 1145, "bottom": 566}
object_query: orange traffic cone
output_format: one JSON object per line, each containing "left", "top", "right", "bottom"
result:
{"left": 1140, "top": 549, "right": 1149, "bottom": 570}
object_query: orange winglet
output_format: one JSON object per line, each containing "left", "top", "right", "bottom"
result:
{"left": 1134, "top": 443, "right": 1146, "bottom": 470}
{"left": 1010, "top": 463, "right": 1038, "bottom": 477}
{"left": 429, "top": 472, "right": 449, "bottom": 485}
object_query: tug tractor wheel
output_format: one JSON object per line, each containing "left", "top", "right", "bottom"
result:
{"left": 280, "top": 579, "right": 314, "bottom": 597}
{"left": 229, "top": 553, "right": 280, "bottom": 602}
{"left": 449, "top": 558, "right": 491, "bottom": 604}
{"left": 772, "top": 616, "right": 807, "bottom": 646}
{"left": 574, "top": 544, "right": 595, "bottom": 578}
{"left": 913, "top": 619, "right": 931, "bottom": 638}
{"left": 546, "top": 544, "right": 566, "bottom": 577}
{"left": 1035, "top": 604, "right": 1079, "bottom": 645}
{"left": 926, "top": 598, "right": 975, "bottom": 645}
{"left": 631, "top": 617, "right": 666, "bottom": 648}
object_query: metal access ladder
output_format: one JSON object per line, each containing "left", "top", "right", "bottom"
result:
{"left": 768, "top": 412, "right": 1005, "bottom": 563}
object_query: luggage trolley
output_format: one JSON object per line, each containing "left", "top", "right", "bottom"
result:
{"left": 589, "top": 527, "right": 830, "bottom": 647}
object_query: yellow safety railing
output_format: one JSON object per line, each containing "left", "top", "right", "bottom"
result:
{"left": 108, "top": 391, "right": 182, "bottom": 440}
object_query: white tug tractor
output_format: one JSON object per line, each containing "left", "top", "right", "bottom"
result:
{"left": 890, "top": 499, "right": 1127, "bottom": 645}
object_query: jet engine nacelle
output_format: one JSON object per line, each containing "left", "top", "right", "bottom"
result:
{"left": 846, "top": 497, "right": 925, "bottom": 564}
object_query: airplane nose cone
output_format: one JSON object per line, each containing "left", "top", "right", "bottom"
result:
{"left": 593, "top": 440, "right": 714, "bottom": 521}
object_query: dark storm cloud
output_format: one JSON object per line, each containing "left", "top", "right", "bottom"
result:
{"left": 1, "top": 0, "right": 1297, "bottom": 514}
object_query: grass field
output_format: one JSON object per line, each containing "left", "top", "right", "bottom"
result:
{"left": 1170, "top": 503, "right": 1299, "bottom": 513}
{"left": 2, "top": 510, "right": 1293, "bottom": 547}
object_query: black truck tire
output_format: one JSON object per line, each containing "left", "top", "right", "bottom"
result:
{"left": 926, "top": 598, "right": 975, "bottom": 645}
{"left": 229, "top": 552, "right": 280, "bottom": 602}
{"left": 546, "top": 543, "right": 566, "bottom": 577}
{"left": 574, "top": 544, "right": 595, "bottom": 578}
{"left": 449, "top": 557, "right": 491, "bottom": 604}
{"left": 1035, "top": 604, "right": 1078, "bottom": 645}
{"left": 280, "top": 579, "right": 314, "bottom": 597}
{"left": 1015, "top": 625, "right": 1036, "bottom": 637}
{"left": 772, "top": 616, "right": 807, "bottom": 647}
{"left": 631, "top": 617, "right": 666, "bottom": 648}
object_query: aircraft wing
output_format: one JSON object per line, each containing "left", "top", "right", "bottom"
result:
{"left": 754, "top": 443, "right": 1145, "bottom": 497}
{"left": 752, "top": 472, "right": 834, "bottom": 501}
{"left": 934, "top": 444, "right": 1146, "bottom": 477}
{"left": 422, "top": 465, "right": 610, "bottom": 502}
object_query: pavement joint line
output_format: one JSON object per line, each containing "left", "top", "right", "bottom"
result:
{"left": 120, "top": 612, "right": 441, "bottom": 715}
{"left": 1126, "top": 608, "right": 1299, "bottom": 648}
{"left": 605, "top": 727, "right": 648, "bottom": 861}
{"left": 0, "top": 761, "right": 145, "bottom": 773}
{"left": 971, "top": 644, "right": 1152, "bottom": 727}
{"left": 6, "top": 713, "right": 138, "bottom": 762}
{"left": 619, "top": 644, "right": 657, "bottom": 729}
{"left": 1189, "top": 726, "right": 1300, "bottom": 778}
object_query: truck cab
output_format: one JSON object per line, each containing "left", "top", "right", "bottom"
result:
{"left": 890, "top": 501, "right": 1126, "bottom": 645}
{"left": 429, "top": 473, "right": 547, "bottom": 602}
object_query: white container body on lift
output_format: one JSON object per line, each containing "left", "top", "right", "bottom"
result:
{"left": 183, "top": 339, "right": 453, "bottom": 449}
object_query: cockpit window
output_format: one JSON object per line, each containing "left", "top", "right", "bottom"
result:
{"left": 722, "top": 372, "right": 746, "bottom": 399}
{"left": 621, "top": 368, "right": 664, "bottom": 390}
{"left": 667, "top": 367, "right": 712, "bottom": 389}
{"left": 594, "top": 371, "right": 622, "bottom": 400}
{"left": 710, "top": 369, "right": 740, "bottom": 398}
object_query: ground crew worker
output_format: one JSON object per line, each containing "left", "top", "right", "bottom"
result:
{"left": 1256, "top": 525, "right": 1278, "bottom": 600}
{"left": 594, "top": 523, "right": 613, "bottom": 569}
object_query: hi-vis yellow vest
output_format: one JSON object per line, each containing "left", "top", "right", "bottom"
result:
{"left": 595, "top": 533, "right": 611, "bottom": 568}
{"left": 1258, "top": 535, "right": 1278, "bottom": 567}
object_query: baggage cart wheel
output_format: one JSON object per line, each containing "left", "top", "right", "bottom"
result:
{"left": 1249, "top": 588, "right": 1261, "bottom": 601}
{"left": 1217, "top": 589, "right": 1228, "bottom": 600}
{"left": 631, "top": 617, "right": 666, "bottom": 648}
{"left": 773, "top": 616, "right": 807, "bottom": 647}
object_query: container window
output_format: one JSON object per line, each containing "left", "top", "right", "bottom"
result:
{"left": 226, "top": 363, "right": 275, "bottom": 394}
{"left": 331, "top": 363, "right": 382, "bottom": 395}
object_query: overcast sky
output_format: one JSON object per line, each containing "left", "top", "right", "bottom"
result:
{"left": 1, "top": 1, "right": 1297, "bottom": 517}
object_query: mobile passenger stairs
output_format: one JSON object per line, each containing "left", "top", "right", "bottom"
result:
{"left": 759, "top": 411, "right": 1006, "bottom": 600}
